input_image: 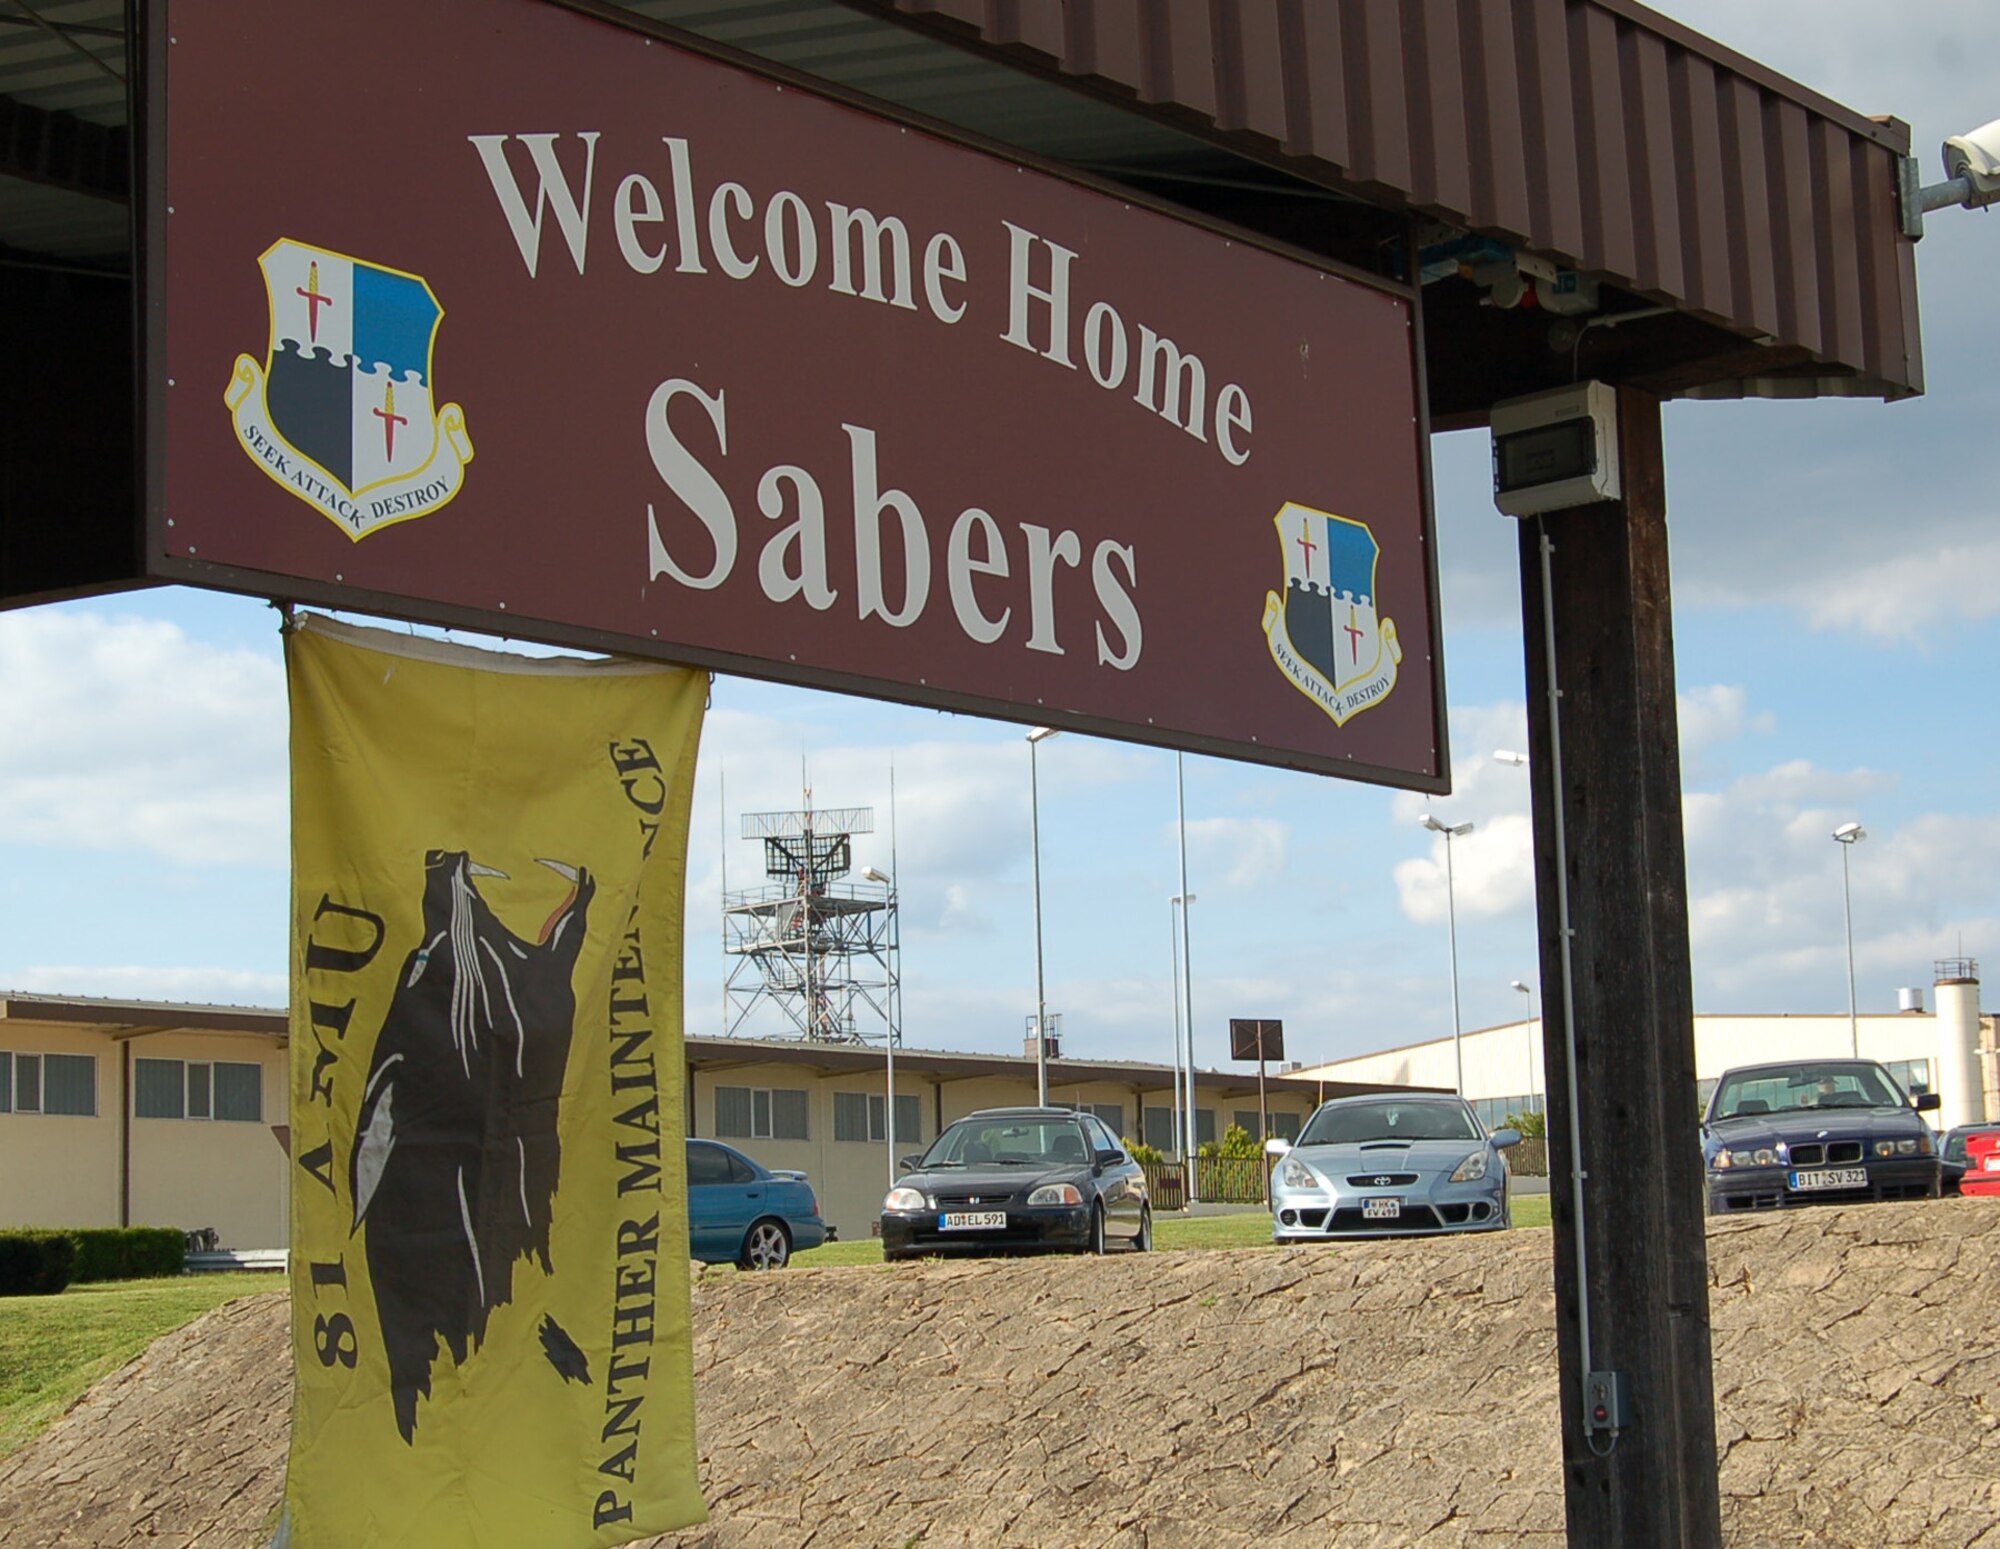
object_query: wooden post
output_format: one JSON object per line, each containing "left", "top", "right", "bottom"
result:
{"left": 1518, "top": 387, "right": 1722, "bottom": 1547}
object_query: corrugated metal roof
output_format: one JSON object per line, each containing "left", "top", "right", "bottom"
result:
{"left": 0, "top": 0, "right": 1924, "bottom": 402}
{"left": 844, "top": 0, "right": 1921, "bottom": 402}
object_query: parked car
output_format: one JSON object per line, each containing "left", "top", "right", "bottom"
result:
{"left": 686, "top": 1138, "right": 828, "bottom": 1269}
{"left": 1939, "top": 1124, "right": 2000, "bottom": 1194}
{"left": 1701, "top": 1059, "right": 1940, "bottom": 1215}
{"left": 1264, "top": 1093, "right": 1520, "bottom": 1241}
{"left": 1945, "top": 1125, "right": 2000, "bottom": 1196}
{"left": 880, "top": 1106, "right": 1150, "bottom": 1260}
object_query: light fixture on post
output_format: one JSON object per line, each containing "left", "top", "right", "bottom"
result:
{"left": 1421, "top": 813, "right": 1475, "bottom": 1096}
{"left": 1833, "top": 821, "right": 1866, "bottom": 1058}
{"left": 1026, "top": 726, "right": 1062, "bottom": 1106}
{"left": 863, "top": 865, "right": 898, "bottom": 1183}
{"left": 1512, "top": 978, "right": 1539, "bottom": 1114}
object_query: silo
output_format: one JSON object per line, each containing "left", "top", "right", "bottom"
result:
{"left": 1933, "top": 960, "right": 1983, "bottom": 1128}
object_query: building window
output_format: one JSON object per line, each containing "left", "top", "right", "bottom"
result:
{"left": 1142, "top": 1106, "right": 1175, "bottom": 1149}
{"left": 1233, "top": 1109, "right": 1262, "bottom": 1140}
{"left": 5, "top": 1052, "right": 96, "bottom": 1117}
{"left": 134, "top": 1058, "right": 262, "bottom": 1121}
{"left": 1269, "top": 1110, "right": 1301, "bottom": 1142}
{"left": 716, "top": 1085, "right": 809, "bottom": 1141}
{"left": 834, "top": 1091, "right": 922, "bottom": 1144}
{"left": 1089, "top": 1103, "right": 1125, "bottom": 1141}
{"left": 1195, "top": 1108, "right": 1216, "bottom": 1148}
{"left": 214, "top": 1062, "right": 263, "bottom": 1122}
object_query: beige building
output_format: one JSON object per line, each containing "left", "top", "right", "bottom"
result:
{"left": 1, "top": 993, "right": 1390, "bottom": 1251}
{"left": 0, "top": 994, "right": 290, "bottom": 1251}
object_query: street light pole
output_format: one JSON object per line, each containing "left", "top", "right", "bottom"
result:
{"left": 864, "top": 865, "right": 897, "bottom": 1184}
{"left": 1176, "top": 752, "right": 1197, "bottom": 1199}
{"left": 1027, "top": 727, "right": 1061, "bottom": 1105}
{"left": 1833, "top": 821, "right": 1866, "bottom": 1058}
{"left": 1512, "top": 978, "right": 1538, "bottom": 1114}
{"left": 1421, "top": 814, "right": 1475, "bottom": 1096}
{"left": 1168, "top": 896, "right": 1184, "bottom": 1157}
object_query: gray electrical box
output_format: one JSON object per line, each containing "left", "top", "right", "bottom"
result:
{"left": 1585, "top": 1369, "right": 1631, "bottom": 1435}
{"left": 1491, "top": 381, "right": 1621, "bottom": 516}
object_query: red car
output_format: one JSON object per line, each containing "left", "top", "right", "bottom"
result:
{"left": 1962, "top": 1130, "right": 2000, "bottom": 1197}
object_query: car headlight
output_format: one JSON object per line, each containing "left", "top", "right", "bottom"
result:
{"left": 883, "top": 1187, "right": 927, "bottom": 1212}
{"left": 1449, "top": 1150, "right": 1490, "bottom": 1183}
{"left": 1278, "top": 1157, "right": 1323, "bottom": 1190}
{"left": 1713, "top": 1146, "right": 1781, "bottom": 1169}
{"left": 1027, "top": 1183, "right": 1082, "bottom": 1206}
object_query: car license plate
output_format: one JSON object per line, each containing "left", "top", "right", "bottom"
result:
{"left": 1789, "top": 1167, "right": 1868, "bottom": 1191}
{"left": 940, "top": 1211, "right": 1006, "bottom": 1230}
{"left": 1983, "top": 1157, "right": 2000, "bottom": 1172}
{"left": 1361, "top": 1197, "right": 1402, "bottom": 1220}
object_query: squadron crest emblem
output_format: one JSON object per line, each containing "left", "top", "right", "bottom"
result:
{"left": 1259, "top": 501, "right": 1401, "bottom": 726}
{"left": 223, "top": 239, "right": 473, "bottom": 540}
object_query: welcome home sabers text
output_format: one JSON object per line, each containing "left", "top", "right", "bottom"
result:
{"left": 472, "top": 131, "right": 1267, "bottom": 672}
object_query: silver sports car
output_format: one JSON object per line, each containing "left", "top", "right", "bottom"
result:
{"left": 1266, "top": 1093, "right": 1522, "bottom": 1241}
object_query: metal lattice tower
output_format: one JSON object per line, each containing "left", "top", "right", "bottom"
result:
{"left": 723, "top": 803, "right": 899, "bottom": 1044}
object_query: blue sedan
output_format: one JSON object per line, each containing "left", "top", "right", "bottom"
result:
{"left": 686, "top": 1138, "right": 828, "bottom": 1269}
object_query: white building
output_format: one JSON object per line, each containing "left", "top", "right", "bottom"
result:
{"left": 1296, "top": 967, "right": 1995, "bottom": 1133}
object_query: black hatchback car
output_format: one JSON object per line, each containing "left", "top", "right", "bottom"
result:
{"left": 1702, "top": 1058, "right": 1941, "bottom": 1214}
{"left": 881, "top": 1106, "right": 1151, "bottom": 1260}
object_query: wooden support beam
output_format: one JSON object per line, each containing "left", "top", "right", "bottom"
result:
{"left": 1518, "top": 386, "right": 1722, "bottom": 1546}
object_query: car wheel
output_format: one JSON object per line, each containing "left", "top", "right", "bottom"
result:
{"left": 1089, "top": 1202, "right": 1108, "bottom": 1255}
{"left": 1133, "top": 1205, "right": 1153, "bottom": 1252}
{"left": 739, "top": 1218, "right": 792, "bottom": 1270}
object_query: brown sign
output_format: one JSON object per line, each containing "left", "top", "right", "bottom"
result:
{"left": 148, "top": 0, "right": 1441, "bottom": 786}
{"left": 1229, "top": 1020, "right": 1285, "bottom": 1063}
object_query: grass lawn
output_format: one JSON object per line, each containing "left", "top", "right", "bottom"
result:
{"left": 0, "top": 1272, "right": 279, "bottom": 1458}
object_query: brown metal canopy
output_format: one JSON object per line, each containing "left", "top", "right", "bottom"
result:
{"left": 825, "top": 0, "right": 1922, "bottom": 416}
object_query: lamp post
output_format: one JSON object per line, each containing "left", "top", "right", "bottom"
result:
{"left": 1175, "top": 751, "right": 1198, "bottom": 1200}
{"left": 1027, "top": 726, "right": 1061, "bottom": 1105}
{"left": 1171, "top": 892, "right": 1197, "bottom": 1165}
{"left": 1511, "top": 978, "right": 1538, "bottom": 1114}
{"left": 1421, "top": 814, "right": 1474, "bottom": 1096}
{"left": 863, "top": 865, "right": 897, "bottom": 1183}
{"left": 1833, "top": 821, "right": 1866, "bottom": 1058}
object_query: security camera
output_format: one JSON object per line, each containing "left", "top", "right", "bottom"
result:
{"left": 1944, "top": 118, "right": 2000, "bottom": 192}
{"left": 1936, "top": 118, "right": 2000, "bottom": 212}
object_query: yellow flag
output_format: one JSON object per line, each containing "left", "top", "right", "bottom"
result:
{"left": 278, "top": 615, "right": 707, "bottom": 1547}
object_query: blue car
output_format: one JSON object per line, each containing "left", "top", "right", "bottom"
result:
{"left": 1265, "top": 1093, "right": 1521, "bottom": 1240}
{"left": 686, "top": 1138, "right": 828, "bottom": 1269}
{"left": 1702, "top": 1059, "right": 1940, "bottom": 1214}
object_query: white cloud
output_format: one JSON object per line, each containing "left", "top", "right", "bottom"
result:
{"left": 0, "top": 610, "right": 287, "bottom": 867}
{"left": 1183, "top": 816, "right": 1288, "bottom": 891}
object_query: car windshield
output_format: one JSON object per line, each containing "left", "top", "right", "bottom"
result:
{"left": 921, "top": 1117, "right": 1091, "bottom": 1169}
{"left": 1711, "top": 1063, "right": 1904, "bottom": 1118}
{"left": 1297, "top": 1099, "right": 1480, "bottom": 1146}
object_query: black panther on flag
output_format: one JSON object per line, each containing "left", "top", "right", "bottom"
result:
{"left": 349, "top": 850, "right": 593, "bottom": 1442}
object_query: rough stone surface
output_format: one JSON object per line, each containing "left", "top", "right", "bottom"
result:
{"left": 3, "top": 1200, "right": 1997, "bottom": 1547}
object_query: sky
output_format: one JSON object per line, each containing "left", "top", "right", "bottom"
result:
{"left": 5, "top": 1, "right": 2000, "bottom": 1079}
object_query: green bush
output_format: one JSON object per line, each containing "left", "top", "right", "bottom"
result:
{"left": 67, "top": 1228, "right": 187, "bottom": 1283}
{"left": 1123, "top": 1138, "right": 1164, "bottom": 1166}
{"left": 0, "top": 1230, "right": 78, "bottom": 1297}
{"left": 1500, "top": 1110, "right": 1548, "bottom": 1139}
